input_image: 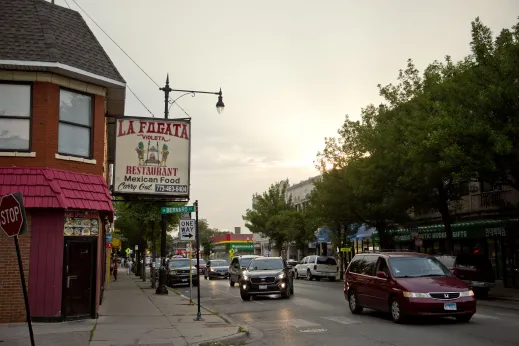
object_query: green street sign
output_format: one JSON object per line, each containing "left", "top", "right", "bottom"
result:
{"left": 161, "top": 206, "right": 194, "bottom": 214}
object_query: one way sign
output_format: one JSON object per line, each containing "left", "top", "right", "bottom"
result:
{"left": 179, "top": 219, "right": 196, "bottom": 241}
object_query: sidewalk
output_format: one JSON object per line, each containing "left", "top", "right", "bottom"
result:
{"left": 0, "top": 269, "right": 247, "bottom": 346}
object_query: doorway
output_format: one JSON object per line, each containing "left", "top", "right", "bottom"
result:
{"left": 62, "top": 237, "right": 97, "bottom": 319}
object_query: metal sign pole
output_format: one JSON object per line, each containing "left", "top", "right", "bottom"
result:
{"left": 188, "top": 241, "right": 193, "bottom": 305}
{"left": 194, "top": 200, "right": 203, "bottom": 321}
{"left": 14, "top": 235, "right": 35, "bottom": 346}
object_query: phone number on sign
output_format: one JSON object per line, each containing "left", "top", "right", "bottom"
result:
{"left": 155, "top": 184, "right": 188, "bottom": 193}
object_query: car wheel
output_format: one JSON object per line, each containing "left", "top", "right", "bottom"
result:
{"left": 294, "top": 270, "right": 299, "bottom": 280}
{"left": 229, "top": 277, "right": 235, "bottom": 287}
{"left": 307, "top": 269, "right": 313, "bottom": 281}
{"left": 475, "top": 289, "right": 489, "bottom": 299}
{"left": 348, "top": 290, "right": 363, "bottom": 314}
{"left": 455, "top": 314, "right": 474, "bottom": 323}
{"left": 290, "top": 281, "right": 295, "bottom": 295}
{"left": 390, "top": 298, "right": 405, "bottom": 323}
{"left": 193, "top": 281, "right": 198, "bottom": 287}
{"left": 329, "top": 277, "right": 336, "bottom": 282}
{"left": 240, "top": 291, "right": 250, "bottom": 301}
{"left": 204, "top": 275, "right": 207, "bottom": 280}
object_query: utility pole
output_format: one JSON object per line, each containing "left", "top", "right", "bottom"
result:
{"left": 156, "top": 75, "right": 173, "bottom": 295}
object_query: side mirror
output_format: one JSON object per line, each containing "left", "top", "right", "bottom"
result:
{"left": 376, "top": 271, "right": 388, "bottom": 279}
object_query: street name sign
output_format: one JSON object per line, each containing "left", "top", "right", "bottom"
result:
{"left": 179, "top": 219, "right": 195, "bottom": 240}
{"left": 0, "top": 193, "right": 27, "bottom": 237}
{"left": 161, "top": 206, "right": 195, "bottom": 214}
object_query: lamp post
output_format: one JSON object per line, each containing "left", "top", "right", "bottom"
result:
{"left": 156, "top": 74, "right": 224, "bottom": 295}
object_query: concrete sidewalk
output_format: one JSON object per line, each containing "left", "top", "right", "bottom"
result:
{"left": 0, "top": 269, "right": 247, "bottom": 345}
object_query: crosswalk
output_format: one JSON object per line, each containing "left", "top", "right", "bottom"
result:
{"left": 254, "top": 312, "right": 517, "bottom": 331}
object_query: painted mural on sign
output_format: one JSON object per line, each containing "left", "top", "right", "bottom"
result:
{"left": 113, "top": 117, "right": 191, "bottom": 197}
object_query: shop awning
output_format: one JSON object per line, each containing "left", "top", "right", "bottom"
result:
{"left": 0, "top": 167, "right": 113, "bottom": 213}
{"left": 348, "top": 224, "right": 377, "bottom": 241}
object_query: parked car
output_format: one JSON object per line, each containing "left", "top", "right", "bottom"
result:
{"left": 294, "top": 255, "right": 338, "bottom": 281}
{"left": 195, "top": 258, "right": 206, "bottom": 275}
{"left": 287, "top": 259, "right": 298, "bottom": 278}
{"left": 167, "top": 258, "right": 198, "bottom": 287}
{"left": 204, "top": 259, "right": 229, "bottom": 280}
{"left": 229, "top": 255, "right": 259, "bottom": 287}
{"left": 436, "top": 254, "right": 495, "bottom": 298}
{"left": 345, "top": 251, "right": 476, "bottom": 323}
{"left": 239, "top": 257, "right": 294, "bottom": 301}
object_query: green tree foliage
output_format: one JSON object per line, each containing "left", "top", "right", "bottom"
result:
{"left": 312, "top": 17, "right": 519, "bottom": 254}
{"left": 243, "top": 180, "right": 295, "bottom": 253}
{"left": 197, "top": 218, "right": 224, "bottom": 257}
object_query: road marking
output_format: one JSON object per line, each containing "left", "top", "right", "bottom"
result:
{"left": 300, "top": 328, "right": 327, "bottom": 333}
{"left": 474, "top": 313, "right": 499, "bottom": 319}
{"left": 288, "top": 319, "right": 321, "bottom": 328}
{"left": 496, "top": 312, "right": 516, "bottom": 317}
{"left": 320, "top": 316, "right": 362, "bottom": 325}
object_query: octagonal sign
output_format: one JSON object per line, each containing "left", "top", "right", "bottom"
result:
{"left": 0, "top": 193, "right": 27, "bottom": 237}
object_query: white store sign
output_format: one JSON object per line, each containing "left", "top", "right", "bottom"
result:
{"left": 113, "top": 117, "right": 191, "bottom": 197}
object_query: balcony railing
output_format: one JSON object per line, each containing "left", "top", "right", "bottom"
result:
{"left": 480, "top": 191, "right": 506, "bottom": 208}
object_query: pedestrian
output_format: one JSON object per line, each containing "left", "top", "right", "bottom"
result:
{"left": 113, "top": 258, "right": 119, "bottom": 281}
{"left": 127, "top": 259, "right": 133, "bottom": 275}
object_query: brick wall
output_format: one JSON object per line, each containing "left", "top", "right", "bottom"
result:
{"left": 0, "top": 81, "right": 106, "bottom": 176}
{"left": 0, "top": 213, "right": 31, "bottom": 323}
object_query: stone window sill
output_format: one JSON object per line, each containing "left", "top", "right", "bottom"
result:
{"left": 0, "top": 152, "right": 36, "bottom": 157}
{"left": 55, "top": 153, "right": 96, "bottom": 165}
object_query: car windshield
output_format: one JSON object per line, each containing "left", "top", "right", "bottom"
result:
{"left": 248, "top": 259, "right": 284, "bottom": 271}
{"left": 211, "top": 260, "right": 228, "bottom": 266}
{"left": 239, "top": 258, "right": 255, "bottom": 267}
{"left": 169, "top": 259, "right": 190, "bottom": 268}
{"left": 389, "top": 256, "right": 452, "bottom": 278}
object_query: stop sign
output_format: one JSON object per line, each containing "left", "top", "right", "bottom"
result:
{"left": 0, "top": 194, "right": 25, "bottom": 237}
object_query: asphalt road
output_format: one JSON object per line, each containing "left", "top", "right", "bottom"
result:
{"left": 174, "top": 277, "right": 519, "bottom": 346}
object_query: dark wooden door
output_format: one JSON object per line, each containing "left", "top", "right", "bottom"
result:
{"left": 62, "top": 238, "right": 96, "bottom": 319}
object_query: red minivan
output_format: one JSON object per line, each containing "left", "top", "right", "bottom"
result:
{"left": 344, "top": 251, "right": 476, "bottom": 323}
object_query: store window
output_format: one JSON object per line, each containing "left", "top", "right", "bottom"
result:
{"left": 0, "top": 83, "right": 31, "bottom": 151}
{"left": 58, "top": 89, "right": 93, "bottom": 158}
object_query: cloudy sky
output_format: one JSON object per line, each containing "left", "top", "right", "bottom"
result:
{"left": 59, "top": 0, "right": 518, "bottom": 233}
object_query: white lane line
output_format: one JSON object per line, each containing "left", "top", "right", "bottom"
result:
{"left": 320, "top": 316, "right": 362, "bottom": 325}
{"left": 474, "top": 313, "right": 499, "bottom": 319}
{"left": 496, "top": 312, "right": 517, "bottom": 317}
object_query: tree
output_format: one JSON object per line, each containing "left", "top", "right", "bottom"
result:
{"left": 243, "top": 180, "right": 293, "bottom": 254}
{"left": 197, "top": 219, "right": 224, "bottom": 258}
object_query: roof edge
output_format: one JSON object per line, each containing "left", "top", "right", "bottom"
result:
{"left": 0, "top": 60, "right": 126, "bottom": 87}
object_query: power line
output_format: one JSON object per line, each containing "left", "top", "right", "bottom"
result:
{"left": 63, "top": 0, "right": 71, "bottom": 9}
{"left": 126, "top": 85, "right": 156, "bottom": 118}
{"left": 68, "top": 0, "right": 190, "bottom": 117}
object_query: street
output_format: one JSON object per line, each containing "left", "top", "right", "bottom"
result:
{"left": 174, "top": 277, "right": 519, "bottom": 346}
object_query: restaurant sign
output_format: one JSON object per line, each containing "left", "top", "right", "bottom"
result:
{"left": 113, "top": 117, "right": 191, "bottom": 198}
{"left": 64, "top": 210, "right": 99, "bottom": 236}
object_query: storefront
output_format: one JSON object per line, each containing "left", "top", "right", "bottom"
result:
{"left": 210, "top": 234, "right": 254, "bottom": 261}
{"left": 387, "top": 218, "right": 519, "bottom": 288}
{"left": 0, "top": 167, "right": 113, "bottom": 322}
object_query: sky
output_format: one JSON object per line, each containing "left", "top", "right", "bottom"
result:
{"left": 57, "top": 0, "right": 518, "bottom": 233}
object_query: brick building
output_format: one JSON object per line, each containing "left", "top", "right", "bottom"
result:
{"left": 0, "top": 0, "right": 125, "bottom": 322}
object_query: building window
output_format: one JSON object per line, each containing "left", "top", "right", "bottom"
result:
{"left": 0, "top": 84, "right": 31, "bottom": 151}
{"left": 58, "top": 89, "right": 93, "bottom": 158}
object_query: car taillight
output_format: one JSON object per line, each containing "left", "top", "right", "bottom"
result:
{"left": 314, "top": 265, "right": 317, "bottom": 270}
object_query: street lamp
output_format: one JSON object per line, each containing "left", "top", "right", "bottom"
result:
{"left": 156, "top": 75, "right": 224, "bottom": 297}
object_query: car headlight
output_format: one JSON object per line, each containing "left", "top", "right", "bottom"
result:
{"left": 191, "top": 269, "right": 197, "bottom": 273}
{"left": 242, "top": 274, "right": 249, "bottom": 280}
{"left": 210, "top": 268, "right": 215, "bottom": 272}
{"left": 278, "top": 272, "right": 286, "bottom": 279}
{"left": 402, "top": 292, "right": 430, "bottom": 298}
{"left": 459, "top": 290, "right": 474, "bottom": 297}
{"left": 170, "top": 271, "right": 177, "bottom": 275}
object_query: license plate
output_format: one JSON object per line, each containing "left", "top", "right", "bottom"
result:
{"left": 444, "top": 303, "right": 457, "bottom": 311}
{"left": 259, "top": 285, "right": 267, "bottom": 290}
{"left": 182, "top": 278, "right": 188, "bottom": 282}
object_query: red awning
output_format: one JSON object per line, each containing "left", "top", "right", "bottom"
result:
{"left": 0, "top": 167, "right": 113, "bottom": 213}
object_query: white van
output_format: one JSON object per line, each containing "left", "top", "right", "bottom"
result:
{"left": 294, "top": 255, "right": 338, "bottom": 281}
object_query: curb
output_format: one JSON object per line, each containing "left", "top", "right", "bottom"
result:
{"left": 170, "top": 287, "right": 264, "bottom": 345}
